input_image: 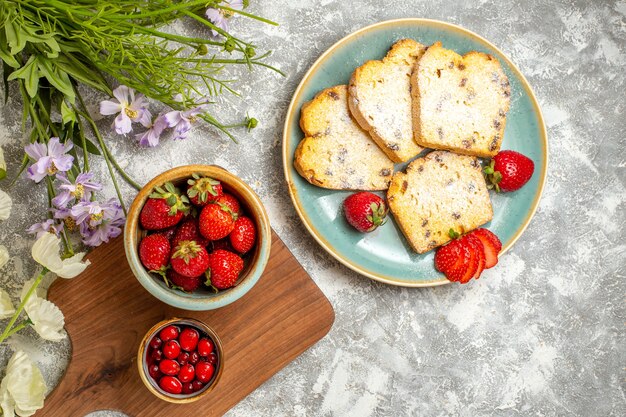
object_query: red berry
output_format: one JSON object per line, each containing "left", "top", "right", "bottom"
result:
{"left": 230, "top": 217, "right": 256, "bottom": 254}
{"left": 178, "top": 364, "right": 195, "bottom": 383}
{"left": 150, "top": 349, "right": 163, "bottom": 362}
{"left": 155, "top": 226, "right": 177, "bottom": 241}
{"left": 466, "top": 234, "right": 486, "bottom": 280}
{"left": 182, "top": 382, "right": 194, "bottom": 394}
{"left": 195, "top": 361, "right": 214, "bottom": 384}
{"left": 177, "top": 352, "right": 190, "bottom": 365}
{"left": 148, "top": 363, "right": 161, "bottom": 379}
{"left": 167, "top": 270, "right": 202, "bottom": 292}
{"left": 188, "top": 351, "right": 200, "bottom": 365}
{"left": 199, "top": 204, "right": 235, "bottom": 240}
{"left": 139, "top": 234, "right": 170, "bottom": 272}
{"left": 159, "top": 376, "right": 183, "bottom": 394}
{"left": 343, "top": 192, "right": 388, "bottom": 232}
{"left": 206, "top": 352, "right": 218, "bottom": 366}
{"left": 149, "top": 336, "right": 162, "bottom": 350}
{"left": 216, "top": 193, "right": 240, "bottom": 219}
{"left": 489, "top": 150, "right": 535, "bottom": 192}
{"left": 191, "top": 380, "right": 204, "bottom": 392}
{"left": 172, "top": 220, "right": 210, "bottom": 249}
{"left": 434, "top": 239, "right": 463, "bottom": 274}
{"left": 472, "top": 228, "right": 502, "bottom": 269}
{"left": 163, "top": 340, "right": 181, "bottom": 359}
{"left": 197, "top": 338, "right": 214, "bottom": 356}
{"left": 170, "top": 241, "right": 210, "bottom": 278}
{"left": 159, "top": 325, "right": 179, "bottom": 342}
{"left": 444, "top": 242, "right": 472, "bottom": 283}
{"left": 159, "top": 359, "right": 180, "bottom": 376}
{"left": 140, "top": 182, "right": 191, "bottom": 230}
{"left": 458, "top": 235, "right": 481, "bottom": 284}
{"left": 187, "top": 175, "right": 222, "bottom": 206}
{"left": 179, "top": 328, "right": 199, "bottom": 352}
{"left": 207, "top": 249, "right": 244, "bottom": 290}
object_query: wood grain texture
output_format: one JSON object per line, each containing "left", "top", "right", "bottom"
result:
{"left": 38, "top": 232, "right": 334, "bottom": 417}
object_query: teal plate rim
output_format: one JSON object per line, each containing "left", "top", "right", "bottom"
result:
{"left": 282, "top": 18, "right": 548, "bottom": 287}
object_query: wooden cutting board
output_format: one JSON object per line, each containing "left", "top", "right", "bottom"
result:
{"left": 39, "top": 232, "right": 334, "bottom": 417}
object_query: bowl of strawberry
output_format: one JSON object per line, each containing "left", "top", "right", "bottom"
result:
{"left": 138, "top": 318, "right": 223, "bottom": 403}
{"left": 124, "top": 165, "right": 271, "bottom": 310}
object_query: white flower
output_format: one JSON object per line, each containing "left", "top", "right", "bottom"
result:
{"left": 0, "top": 350, "right": 46, "bottom": 417}
{"left": 0, "top": 189, "right": 11, "bottom": 220}
{"left": 0, "top": 289, "right": 15, "bottom": 320}
{"left": 0, "top": 245, "right": 9, "bottom": 269}
{"left": 31, "top": 233, "right": 89, "bottom": 278}
{"left": 19, "top": 281, "right": 65, "bottom": 341}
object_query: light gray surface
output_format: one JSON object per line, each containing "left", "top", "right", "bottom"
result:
{"left": 0, "top": 0, "right": 625, "bottom": 416}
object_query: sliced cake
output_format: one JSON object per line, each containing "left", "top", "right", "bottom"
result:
{"left": 294, "top": 85, "right": 394, "bottom": 190}
{"left": 349, "top": 39, "right": 427, "bottom": 163}
{"left": 411, "top": 41, "right": 511, "bottom": 157}
{"left": 387, "top": 151, "right": 493, "bottom": 253}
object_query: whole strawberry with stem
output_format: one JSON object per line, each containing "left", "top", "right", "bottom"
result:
{"left": 187, "top": 174, "right": 222, "bottom": 206}
{"left": 216, "top": 193, "right": 240, "bottom": 220}
{"left": 230, "top": 216, "right": 256, "bottom": 254}
{"left": 140, "top": 182, "right": 189, "bottom": 230}
{"left": 199, "top": 203, "right": 235, "bottom": 240}
{"left": 343, "top": 192, "right": 388, "bottom": 232}
{"left": 170, "top": 240, "right": 210, "bottom": 277}
{"left": 139, "top": 234, "right": 170, "bottom": 277}
{"left": 484, "top": 150, "right": 535, "bottom": 192}
{"left": 206, "top": 249, "right": 244, "bottom": 290}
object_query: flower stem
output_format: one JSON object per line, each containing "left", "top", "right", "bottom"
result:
{"left": 46, "top": 177, "right": 75, "bottom": 257}
{"left": 74, "top": 91, "right": 128, "bottom": 215}
{"left": 3, "top": 320, "right": 31, "bottom": 340}
{"left": 0, "top": 268, "right": 48, "bottom": 344}
{"left": 216, "top": 6, "right": 279, "bottom": 26}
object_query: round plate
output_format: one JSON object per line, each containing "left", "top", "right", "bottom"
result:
{"left": 282, "top": 19, "right": 547, "bottom": 287}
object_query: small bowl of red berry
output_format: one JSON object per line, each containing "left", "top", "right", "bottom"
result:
{"left": 124, "top": 165, "right": 271, "bottom": 310}
{"left": 138, "top": 318, "right": 223, "bottom": 403}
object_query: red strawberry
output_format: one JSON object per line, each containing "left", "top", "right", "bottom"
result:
{"left": 434, "top": 239, "right": 462, "bottom": 274}
{"left": 186, "top": 174, "right": 222, "bottom": 206}
{"left": 466, "top": 234, "right": 486, "bottom": 280}
{"left": 444, "top": 241, "right": 472, "bottom": 283}
{"left": 172, "top": 220, "right": 210, "bottom": 249}
{"left": 198, "top": 204, "right": 235, "bottom": 241}
{"left": 458, "top": 235, "right": 480, "bottom": 284}
{"left": 343, "top": 192, "right": 387, "bottom": 232}
{"left": 167, "top": 269, "right": 202, "bottom": 292}
{"left": 230, "top": 217, "right": 256, "bottom": 254}
{"left": 170, "top": 241, "right": 210, "bottom": 277}
{"left": 485, "top": 150, "right": 535, "bottom": 192}
{"left": 472, "top": 229, "right": 502, "bottom": 268}
{"left": 139, "top": 234, "right": 170, "bottom": 274}
{"left": 215, "top": 193, "right": 240, "bottom": 219}
{"left": 155, "top": 226, "right": 177, "bottom": 241}
{"left": 140, "top": 182, "right": 189, "bottom": 230}
{"left": 207, "top": 249, "right": 244, "bottom": 290}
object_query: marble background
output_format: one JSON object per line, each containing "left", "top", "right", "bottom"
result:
{"left": 0, "top": 0, "right": 624, "bottom": 416}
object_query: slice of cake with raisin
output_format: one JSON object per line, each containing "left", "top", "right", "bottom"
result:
{"left": 348, "top": 39, "right": 427, "bottom": 162}
{"left": 387, "top": 150, "right": 493, "bottom": 253}
{"left": 411, "top": 42, "right": 511, "bottom": 157}
{"left": 294, "top": 85, "right": 394, "bottom": 190}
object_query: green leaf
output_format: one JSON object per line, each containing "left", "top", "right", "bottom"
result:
{"left": 36, "top": 58, "right": 75, "bottom": 103}
{"left": 72, "top": 124, "right": 100, "bottom": 155}
{"left": 2, "top": 61, "right": 10, "bottom": 104}
{"left": 7, "top": 56, "right": 40, "bottom": 98}
{"left": 60, "top": 100, "right": 76, "bottom": 125}
{"left": 448, "top": 228, "right": 460, "bottom": 239}
{"left": 5, "top": 21, "right": 26, "bottom": 55}
{"left": 0, "top": 30, "right": 19, "bottom": 69}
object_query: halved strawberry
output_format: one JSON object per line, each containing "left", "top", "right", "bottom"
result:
{"left": 444, "top": 241, "right": 472, "bottom": 282}
{"left": 466, "top": 234, "right": 486, "bottom": 280}
{"left": 472, "top": 229, "right": 502, "bottom": 269}
{"left": 458, "top": 236, "right": 480, "bottom": 284}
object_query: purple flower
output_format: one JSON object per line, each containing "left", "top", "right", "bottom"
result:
{"left": 163, "top": 105, "right": 208, "bottom": 140}
{"left": 135, "top": 114, "right": 168, "bottom": 147}
{"left": 52, "top": 173, "right": 102, "bottom": 207}
{"left": 206, "top": 0, "right": 243, "bottom": 37}
{"left": 52, "top": 207, "right": 78, "bottom": 232}
{"left": 71, "top": 199, "right": 125, "bottom": 247}
{"left": 24, "top": 137, "right": 73, "bottom": 183}
{"left": 99, "top": 85, "right": 151, "bottom": 135}
{"left": 26, "top": 219, "right": 63, "bottom": 239}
